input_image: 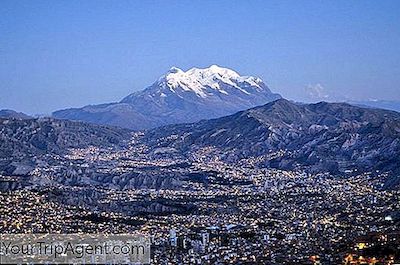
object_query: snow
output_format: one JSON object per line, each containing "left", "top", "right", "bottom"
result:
{"left": 156, "top": 65, "right": 264, "bottom": 98}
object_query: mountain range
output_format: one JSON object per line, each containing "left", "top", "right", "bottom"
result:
{"left": 0, "top": 109, "right": 32, "bottom": 120}
{"left": 0, "top": 117, "right": 129, "bottom": 175}
{"left": 304, "top": 84, "right": 400, "bottom": 113}
{"left": 350, "top": 100, "right": 400, "bottom": 113}
{"left": 53, "top": 65, "right": 281, "bottom": 130}
{"left": 2, "top": 66, "right": 400, "bottom": 188}
{"left": 1, "top": 99, "right": 400, "bottom": 189}
{"left": 143, "top": 99, "right": 400, "bottom": 180}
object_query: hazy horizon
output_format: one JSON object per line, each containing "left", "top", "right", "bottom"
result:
{"left": 1, "top": 0, "right": 400, "bottom": 114}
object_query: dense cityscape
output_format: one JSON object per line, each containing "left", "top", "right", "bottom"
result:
{"left": 1, "top": 133, "right": 399, "bottom": 264}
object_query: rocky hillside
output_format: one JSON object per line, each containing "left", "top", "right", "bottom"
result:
{"left": 144, "top": 99, "right": 400, "bottom": 175}
{"left": 0, "top": 117, "right": 130, "bottom": 175}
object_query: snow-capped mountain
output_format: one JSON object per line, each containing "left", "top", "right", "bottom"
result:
{"left": 53, "top": 65, "right": 281, "bottom": 130}
{"left": 123, "top": 65, "right": 269, "bottom": 101}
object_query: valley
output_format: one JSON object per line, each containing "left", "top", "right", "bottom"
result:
{"left": 1, "top": 100, "right": 400, "bottom": 263}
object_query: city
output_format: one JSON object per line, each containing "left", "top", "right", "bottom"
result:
{"left": 1, "top": 133, "right": 399, "bottom": 264}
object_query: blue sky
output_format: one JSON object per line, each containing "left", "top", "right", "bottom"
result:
{"left": 1, "top": 0, "right": 400, "bottom": 114}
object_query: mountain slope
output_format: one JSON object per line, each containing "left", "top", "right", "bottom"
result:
{"left": 0, "top": 117, "right": 130, "bottom": 175}
{"left": 350, "top": 100, "right": 400, "bottom": 113}
{"left": 53, "top": 103, "right": 152, "bottom": 130}
{"left": 53, "top": 65, "right": 281, "bottom": 130}
{"left": 0, "top": 109, "right": 32, "bottom": 119}
{"left": 143, "top": 99, "right": 400, "bottom": 176}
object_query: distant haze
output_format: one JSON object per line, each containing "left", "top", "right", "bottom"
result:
{"left": 1, "top": 0, "right": 400, "bottom": 114}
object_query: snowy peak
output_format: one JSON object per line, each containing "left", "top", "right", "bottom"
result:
{"left": 54, "top": 65, "right": 281, "bottom": 130}
{"left": 186, "top": 64, "right": 241, "bottom": 79}
{"left": 156, "top": 65, "right": 266, "bottom": 98}
{"left": 120, "top": 65, "right": 281, "bottom": 119}
{"left": 165, "top": 66, "right": 184, "bottom": 74}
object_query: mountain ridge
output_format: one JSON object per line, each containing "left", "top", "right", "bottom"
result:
{"left": 143, "top": 99, "right": 400, "bottom": 180}
{"left": 2, "top": 99, "right": 400, "bottom": 189}
{"left": 53, "top": 65, "right": 281, "bottom": 130}
{"left": 0, "top": 109, "right": 32, "bottom": 120}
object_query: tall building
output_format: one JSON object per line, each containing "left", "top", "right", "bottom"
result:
{"left": 170, "top": 229, "right": 177, "bottom": 247}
